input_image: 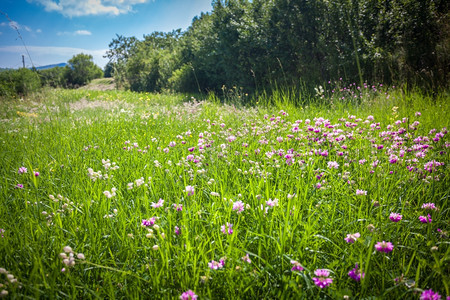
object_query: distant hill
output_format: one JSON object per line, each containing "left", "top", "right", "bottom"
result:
{"left": 34, "top": 63, "right": 67, "bottom": 70}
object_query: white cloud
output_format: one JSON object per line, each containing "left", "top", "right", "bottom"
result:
{"left": 0, "top": 45, "right": 109, "bottom": 68}
{"left": 1, "top": 21, "right": 33, "bottom": 33}
{"left": 30, "top": 0, "right": 151, "bottom": 17}
{"left": 74, "top": 30, "right": 92, "bottom": 36}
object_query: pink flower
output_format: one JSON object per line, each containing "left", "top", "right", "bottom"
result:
{"left": 375, "top": 241, "right": 394, "bottom": 253}
{"left": 180, "top": 290, "right": 197, "bottom": 300}
{"left": 420, "top": 289, "right": 441, "bottom": 300}
{"left": 16, "top": 184, "right": 23, "bottom": 189}
{"left": 327, "top": 161, "right": 339, "bottom": 169}
{"left": 345, "top": 232, "right": 360, "bottom": 243}
{"left": 173, "top": 204, "right": 183, "bottom": 211}
{"left": 422, "top": 203, "right": 438, "bottom": 210}
{"left": 232, "top": 200, "right": 245, "bottom": 213}
{"left": 356, "top": 189, "right": 367, "bottom": 196}
{"left": 312, "top": 269, "right": 333, "bottom": 288}
{"left": 220, "top": 223, "right": 233, "bottom": 235}
{"left": 389, "top": 213, "right": 402, "bottom": 222}
{"left": 142, "top": 218, "right": 156, "bottom": 227}
{"left": 241, "top": 254, "right": 251, "bottom": 264}
{"left": 150, "top": 198, "right": 164, "bottom": 208}
{"left": 348, "top": 264, "right": 365, "bottom": 281}
{"left": 208, "top": 260, "right": 224, "bottom": 270}
{"left": 185, "top": 185, "right": 195, "bottom": 196}
{"left": 34, "top": 171, "right": 40, "bottom": 177}
{"left": 266, "top": 198, "right": 279, "bottom": 207}
{"left": 18, "top": 167, "right": 27, "bottom": 174}
{"left": 419, "top": 214, "right": 432, "bottom": 223}
{"left": 174, "top": 226, "right": 181, "bottom": 235}
{"left": 290, "top": 260, "right": 303, "bottom": 272}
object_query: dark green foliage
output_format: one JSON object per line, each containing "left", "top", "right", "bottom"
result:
{"left": 64, "top": 53, "right": 103, "bottom": 88}
{"left": 106, "top": 0, "right": 449, "bottom": 95}
{"left": 38, "top": 67, "right": 66, "bottom": 88}
{"left": 0, "top": 68, "right": 41, "bottom": 97}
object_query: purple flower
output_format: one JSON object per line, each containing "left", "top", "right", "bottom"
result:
{"left": 290, "top": 260, "right": 303, "bottom": 272}
{"left": 0, "top": 229, "right": 5, "bottom": 238}
{"left": 180, "top": 290, "right": 198, "bottom": 300}
{"left": 18, "top": 167, "right": 27, "bottom": 174}
{"left": 389, "top": 213, "right": 402, "bottom": 222}
{"left": 312, "top": 269, "right": 333, "bottom": 288}
{"left": 185, "top": 185, "right": 195, "bottom": 196}
{"left": 422, "top": 203, "right": 438, "bottom": 211}
{"left": 356, "top": 189, "right": 367, "bottom": 196}
{"left": 34, "top": 171, "right": 40, "bottom": 177}
{"left": 375, "top": 241, "right": 394, "bottom": 253}
{"left": 419, "top": 214, "right": 432, "bottom": 223}
{"left": 208, "top": 260, "right": 224, "bottom": 270}
{"left": 348, "top": 264, "right": 365, "bottom": 281}
{"left": 327, "top": 161, "right": 339, "bottom": 169}
{"left": 266, "top": 198, "right": 279, "bottom": 207}
{"left": 220, "top": 223, "right": 233, "bottom": 235}
{"left": 173, "top": 204, "right": 183, "bottom": 211}
{"left": 242, "top": 254, "right": 251, "bottom": 264}
{"left": 420, "top": 289, "right": 441, "bottom": 300}
{"left": 345, "top": 232, "right": 360, "bottom": 243}
{"left": 16, "top": 184, "right": 23, "bottom": 189}
{"left": 142, "top": 218, "right": 156, "bottom": 227}
{"left": 174, "top": 226, "right": 181, "bottom": 235}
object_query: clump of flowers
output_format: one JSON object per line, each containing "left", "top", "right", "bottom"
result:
{"left": 266, "top": 198, "right": 279, "bottom": 207}
{"left": 419, "top": 214, "right": 432, "bottom": 223}
{"left": 103, "top": 187, "right": 117, "bottom": 198}
{"left": 180, "top": 290, "right": 198, "bottom": 300}
{"left": 0, "top": 267, "right": 21, "bottom": 297}
{"left": 241, "top": 254, "right": 251, "bottom": 264}
{"left": 345, "top": 232, "right": 360, "bottom": 243}
{"left": 422, "top": 203, "right": 438, "bottom": 211}
{"left": 59, "top": 246, "right": 85, "bottom": 272}
{"left": 18, "top": 167, "right": 27, "bottom": 174}
{"left": 389, "top": 213, "right": 402, "bottom": 222}
{"left": 232, "top": 200, "right": 245, "bottom": 213}
{"left": 220, "top": 223, "right": 233, "bottom": 235}
{"left": 375, "top": 241, "right": 394, "bottom": 253}
{"left": 312, "top": 269, "right": 333, "bottom": 288}
{"left": 173, "top": 204, "right": 183, "bottom": 211}
{"left": 290, "top": 260, "right": 303, "bottom": 272}
{"left": 356, "top": 189, "right": 367, "bottom": 196}
{"left": 348, "top": 264, "right": 365, "bottom": 281}
{"left": 208, "top": 259, "right": 225, "bottom": 270}
{"left": 420, "top": 289, "right": 442, "bottom": 300}
{"left": 142, "top": 217, "right": 156, "bottom": 227}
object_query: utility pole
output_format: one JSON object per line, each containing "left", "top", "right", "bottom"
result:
{"left": 22, "top": 55, "right": 25, "bottom": 68}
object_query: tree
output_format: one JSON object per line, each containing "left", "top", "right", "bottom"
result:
{"left": 64, "top": 53, "right": 103, "bottom": 87}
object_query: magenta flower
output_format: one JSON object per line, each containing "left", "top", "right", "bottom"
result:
{"left": 419, "top": 214, "right": 432, "bottom": 223}
{"left": 420, "top": 289, "right": 441, "bottom": 300}
{"left": 344, "top": 232, "right": 360, "bottom": 243}
{"left": 290, "top": 260, "right": 304, "bottom": 272}
{"left": 18, "top": 167, "right": 27, "bottom": 174}
{"left": 208, "top": 260, "right": 224, "bottom": 270}
{"left": 185, "top": 185, "right": 195, "bottom": 196}
{"left": 220, "top": 223, "right": 233, "bottom": 235}
{"left": 16, "top": 184, "right": 23, "bottom": 189}
{"left": 389, "top": 213, "right": 402, "bottom": 222}
{"left": 142, "top": 218, "right": 156, "bottom": 227}
{"left": 375, "top": 241, "right": 394, "bottom": 253}
{"left": 327, "top": 161, "right": 339, "bottom": 169}
{"left": 180, "top": 290, "right": 198, "bottom": 300}
{"left": 356, "top": 189, "right": 367, "bottom": 196}
{"left": 34, "top": 171, "right": 40, "bottom": 177}
{"left": 312, "top": 269, "right": 333, "bottom": 288}
{"left": 422, "top": 203, "right": 438, "bottom": 211}
{"left": 174, "top": 226, "right": 181, "bottom": 235}
{"left": 348, "top": 264, "right": 365, "bottom": 281}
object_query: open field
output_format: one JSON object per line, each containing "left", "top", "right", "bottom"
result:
{"left": 0, "top": 86, "right": 449, "bottom": 299}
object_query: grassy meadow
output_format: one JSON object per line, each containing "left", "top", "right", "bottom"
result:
{"left": 0, "top": 84, "right": 449, "bottom": 299}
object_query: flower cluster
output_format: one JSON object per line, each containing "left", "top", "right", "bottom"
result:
{"left": 59, "top": 246, "right": 85, "bottom": 272}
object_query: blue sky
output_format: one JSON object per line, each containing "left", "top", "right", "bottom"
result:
{"left": 0, "top": 0, "right": 212, "bottom": 69}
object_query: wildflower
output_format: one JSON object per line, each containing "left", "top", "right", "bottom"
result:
{"left": 389, "top": 213, "right": 402, "bottom": 222}
{"left": 312, "top": 269, "right": 333, "bottom": 288}
{"left": 242, "top": 254, "right": 251, "bottom": 264}
{"left": 419, "top": 214, "right": 432, "bottom": 223}
{"left": 142, "top": 218, "right": 156, "bottom": 227}
{"left": 76, "top": 253, "right": 85, "bottom": 260}
{"left": 266, "top": 198, "right": 279, "bottom": 207}
{"left": 422, "top": 203, "right": 438, "bottom": 210}
{"left": 348, "top": 264, "right": 365, "bottom": 281}
{"left": 180, "top": 290, "right": 198, "bottom": 300}
{"left": 420, "top": 289, "right": 441, "bottom": 300}
{"left": 356, "top": 189, "right": 367, "bottom": 196}
{"left": 232, "top": 200, "right": 245, "bottom": 213}
{"left": 18, "top": 167, "right": 27, "bottom": 174}
{"left": 208, "top": 260, "right": 224, "bottom": 270}
{"left": 151, "top": 198, "right": 164, "bottom": 208}
{"left": 185, "top": 185, "right": 195, "bottom": 196}
{"left": 175, "top": 226, "right": 181, "bottom": 235}
{"left": 34, "top": 171, "right": 40, "bottom": 177}
{"left": 173, "top": 204, "right": 183, "bottom": 211}
{"left": 290, "top": 260, "right": 303, "bottom": 272}
{"left": 345, "top": 233, "right": 360, "bottom": 243}
{"left": 375, "top": 241, "right": 394, "bottom": 253}
{"left": 16, "top": 184, "right": 23, "bottom": 189}
{"left": 327, "top": 161, "right": 339, "bottom": 169}
{"left": 0, "top": 229, "right": 4, "bottom": 238}
{"left": 152, "top": 245, "right": 159, "bottom": 251}
{"left": 220, "top": 223, "right": 233, "bottom": 235}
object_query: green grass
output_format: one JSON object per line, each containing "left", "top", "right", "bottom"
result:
{"left": 0, "top": 86, "right": 448, "bottom": 299}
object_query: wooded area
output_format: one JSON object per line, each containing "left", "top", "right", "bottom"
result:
{"left": 106, "top": 0, "right": 449, "bottom": 94}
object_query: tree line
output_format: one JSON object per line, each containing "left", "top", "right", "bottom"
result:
{"left": 106, "top": 0, "right": 449, "bottom": 95}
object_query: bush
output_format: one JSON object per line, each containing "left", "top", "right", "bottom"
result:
{"left": 0, "top": 68, "right": 41, "bottom": 98}
{"left": 64, "top": 53, "right": 103, "bottom": 87}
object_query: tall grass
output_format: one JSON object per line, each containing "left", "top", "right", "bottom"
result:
{"left": 0, "top": 86, "right": 448, "bottom": 299}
